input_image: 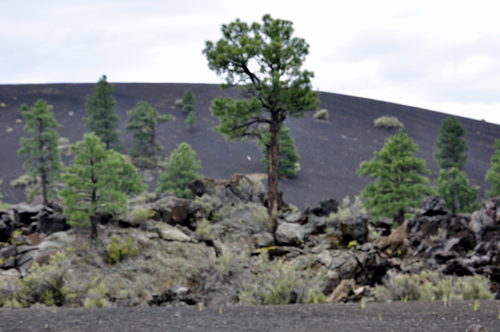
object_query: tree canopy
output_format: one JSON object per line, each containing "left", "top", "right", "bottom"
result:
{"left": 258, "top": 123, "right": 300, "bottom": 177}
{"left": 485, "top": 139, "right": 500, "bottom": 198}
{"left": 358, "top": 130, "right": 434, "bottom": 224}
{"left": 126, "top": 101, "right": 174, "bottom": 165}
{"left": 203, "top": 14, "right": 319, "bottom": 219}
{"left": 84, "top": 75, "right": 121, "bottom": 149}
{"left": 157, "top": 142, "right": 202, "bottom": 199}
{"left": 434, "top": 116, "right": 468, "bottom": 170}
{"left": 18, "top": 99, "right": 64, "bottom": 204}
{"left": 61, "top": 133, "right": 145, "bottom": 240}
{"left": 437, "top": 167, "right": 479, "bottom": 214}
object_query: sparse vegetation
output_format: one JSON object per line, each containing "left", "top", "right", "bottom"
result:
{"left": 84, "top": 278, "right": 110, "bottom": 308}
{"left": 240, "top": 253, "right": 325, "bottom": 305}
{"left": 327, "top": 195, "right": 367, "bottom": 225}
{"left": 107, "top": 236, "right": 138, "bottom": 264}
{"left": 374, "top": 115, "right": 405, "bottom": 130}
{"left": 375, "top": 270, "right": 493, "bottom": 303}
{"left": 174, "top": 98, "right": 183, "bottom": 109}
{"left": 1, "top": 251, "right": 78, "bottom": 308}
{"left": 195, "top": 218, "right": 213, "bottom": 240}
{"left": 313, "top": 109, "right": 329, "bottom": 120}
{"left": 130, "top": 206, "right": 154, "bottom": 223}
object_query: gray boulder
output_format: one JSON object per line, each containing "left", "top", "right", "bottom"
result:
{"left": 275, "top": 222, "right": 305, "bottom": 246}
{"left": 11, "top": 204, "right": 44, "bottom": 225}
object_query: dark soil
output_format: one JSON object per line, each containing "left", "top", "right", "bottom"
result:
{"left": 1, "top": 300, "right": 499, "bottom": 331}
{"left": 1, "top": 83, "right": 499, "bottom": 206}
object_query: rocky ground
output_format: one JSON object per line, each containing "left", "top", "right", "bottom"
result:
{"left": 1, "top": 174, "right": 500, "bottom": 331}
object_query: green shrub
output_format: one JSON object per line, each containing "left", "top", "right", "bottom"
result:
{"left": 240, "top": 253, "right": 326, "bottom": 305}
{"left": 84, "top": 278, "right": 110, "bottom": 308}
{"left": 213, "top": 250, "right": 248, "bottom": 278}
{"left": 4, "top": 251, "right": 78, "bottom": 307}
{"left": 195, "top": 218, "right": 213, "bottom": 240}
{"left": 174, "top": 98, "right": 183, "bottom": 109}
{"left": 374, "top": 115, "right": 405, "bottom": 130}
{"left": 313, "top": 109, "right": 329, "bottom": 120}
{"left": 327, "top": 196, "right": 367, "bottom": 225}
{"left": 130, "top": 206, "right": 154, "bottom": 223}
{"left": 375, "top": 270, "right": 493, "bottom": 303}
{"left": 108, "top": 236, "right": 138, "bottom": 264}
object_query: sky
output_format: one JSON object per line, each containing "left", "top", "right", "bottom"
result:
{"left": 1, "top": 0, "right": 499, "bottom": 124}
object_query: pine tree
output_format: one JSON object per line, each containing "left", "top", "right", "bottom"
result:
{"left": 434, "top": 116, "right": 468, "bottom": 170}
{"left": 84, "top": 75, "right": 121, "bottom": 149}
{"left": 437, "top": 167, "right": 480, "bottom": 214}
{"left": 157, "top": 142, "right": 202, "bottom": 198}
{"left": 126, "top": 101, "right": 174, "bottom": 165}
{"left": 17, "top": 99, "right": 64, "bottom": 204}
{"left": 258, "top": 124, "right": 300, "bottom": 177}
{"left": 185, "top": 111, "right": 197, "bottom": 129}
{"left": 358, "top": 130, "right": 434, "bottom": 224}
{"left": 182, "top": 90, "right": 196, "bottom": 112}
{"left": 485, "top": 139, "right": 500, "bottom": 198}
{"left": 61, "top": 133, "right": 145, "bottom": 240}
{"left": 204, "top": 14, "right": 319, "bottom": 218}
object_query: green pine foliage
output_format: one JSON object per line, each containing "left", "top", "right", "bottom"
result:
{"left": 437, "top": 167, "right": 480, "bottom": 214}
{"left": 185, "top": 111, "right": 197, "bottom": 128}
{"left": 485, "top": 139, "right": 500, "bottom": 197}
{"left": 17, "top": 99, "right": 65, "bottom": 204}
{"left": 182, "top": 90, "right": 196, "bottom": 112}
{"left": 157, "top": 142, "right": 202, "bottom": 198}
{"left": 258, "top": 124, "right": 300, "bottom": 177}
{"left": 61, "top": 133, "right": 143, "bottom": 240}
{"left": 84, "top": 75, "right": 121, "bottom": 149}
{"left": 126, "top": 101, "right": 174, "bottom": 163}
{"left": 434, "top": 116, "right": 468, "bottom": 170}
{"left": 358, "top": 130, "right": 434, "bottom": 224}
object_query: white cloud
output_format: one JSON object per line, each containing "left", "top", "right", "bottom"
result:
{"left": 0, "top": 0, "right": 499, "bottom": 125}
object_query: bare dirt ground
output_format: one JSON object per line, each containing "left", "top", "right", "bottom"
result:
{"left": 1, "top": 300, "right": 499, "bottom": 332}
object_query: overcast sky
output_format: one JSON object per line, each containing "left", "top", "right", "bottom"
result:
{"left": 1, "top": 0, "right": 499, "bottom": 124}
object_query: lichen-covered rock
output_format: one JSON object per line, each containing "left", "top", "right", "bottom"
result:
{"left": 275, "top": 222, "right": 305, "bottom": 246}
{"left": 11, "top": 203, "right": 44, "bottom": 225}
{"left": 155, "top": 223, "right": 192, "bottom": 242}
{"left": 253, "top": 232, "right": 274, "bottom": 248}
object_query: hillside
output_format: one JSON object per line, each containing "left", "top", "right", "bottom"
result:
{"left": 0, "top": 83, "right": 498, "bottom": 206}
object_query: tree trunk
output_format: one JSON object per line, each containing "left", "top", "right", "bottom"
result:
{"left": 41, "top": 166, "right": 47, "bottom": 205}
{"left": 91, "top": 215, "right": 98, "bottom": 241}
{"left": 397, "top": 208, "right": 405, "bottom": 226}
{"left": 267, "top": 112, "right": 280, "bottom": 230}
{"left": 151, "top": 124, "right": 156, "bottom": 164}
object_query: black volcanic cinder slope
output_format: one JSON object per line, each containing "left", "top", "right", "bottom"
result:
{"left": 0, "top": 83, "right": 498, "bottom": 206}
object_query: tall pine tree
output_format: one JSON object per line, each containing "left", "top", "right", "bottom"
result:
{"left": 156, "top": 143, "right": 202, "bottom": 198}
{"left": 84, "top": 75, "right": 121, "bottom": 149}
{"left": 437, "top": 167, "right": 480, "bottom": 214}
{"left": 434, "top": 116, "right": 468, "bottom": 170}
{"left": 61, "top": 133, "right": 145, "bottom": 240}
{"left": 485, "top": 139, "right": 500, "bottom": 198}
{"left": 358, "top": 130, "right": 434, "bottom": 224}
{"left": 18, "top": 100, "right": 64, "bottom": 204}
{"left": 126, "top": 101, "right": 174, "bottom": 165}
